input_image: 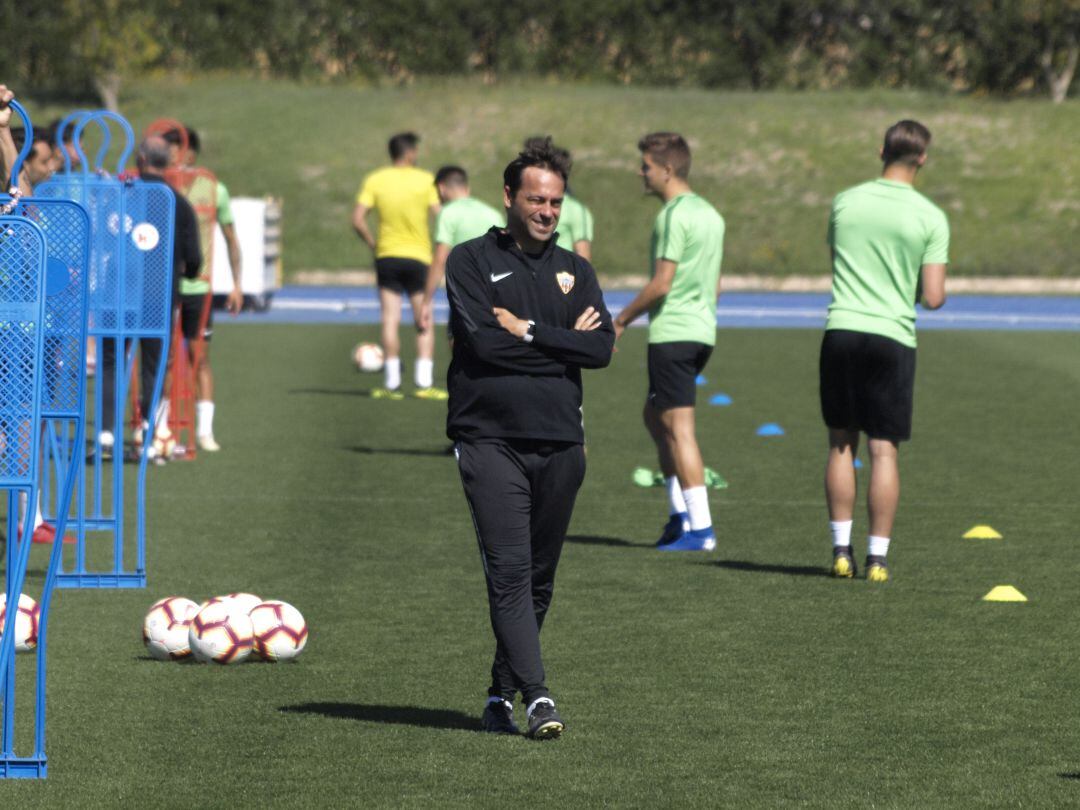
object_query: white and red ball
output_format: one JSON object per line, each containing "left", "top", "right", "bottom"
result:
{"left": 188, "top": 601, "right": 254, "bottom": 664}
{"left": 0, "top": 593, "right": 40, "bottom": 653}
{"left": 250, "top": 600, "right": 308, "bottom": 662}
{"left": 143, "top": 597, "right": 199, "bottom": 660}
{"left": 223, "top": 592, "right": 263, "bottom": 615}
{"left": 353, "top": 343, "right": 384, "bottom": 373}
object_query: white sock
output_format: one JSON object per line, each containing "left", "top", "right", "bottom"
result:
{"left": 527, "top": 697, "right": 554, "bottom": 717}
{"left": 868, "top": 535, "right": 891, "bottom": 558}
{"left": 196, "top": 400, "right": 215, "bottom": 437}
{"left": 415, "top": 357, "right": 434, "bottom": 389}
{"left": 666, "top": 476, "right": 687, "bottom": 517}
{"left": 17, "top": 491, "right": 44, "bottom": 529}
{"left": 155, "top": 398, "right": 170, "bottom": 431}
{"left": 384, "top": 357, "right": 401, "bottom": 390}
{"left": 682, "top": 485, "right": 712, "bottom": 531}
{"left": 830, "top": 520, "right": 853, "bottom": 548}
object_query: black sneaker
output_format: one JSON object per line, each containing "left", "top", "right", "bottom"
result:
{"left": 526, "top": 699, "right": 564, "bottom": 740}
{"left": 865, "top": 554, "right": 889, "bottom": 583}
{"left": 481, "top": 699, "right": 519, "bottom": 735}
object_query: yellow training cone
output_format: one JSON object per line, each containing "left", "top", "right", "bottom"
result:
{"left": 982, "top": 585, "right": 1027, "bottom": 602}
{"left": 963, "top": 525, "right": 1003, "bottom": 540}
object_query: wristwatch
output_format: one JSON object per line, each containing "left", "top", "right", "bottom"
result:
{"left": 523, "top": 320, "right": 536, "bottom": 343}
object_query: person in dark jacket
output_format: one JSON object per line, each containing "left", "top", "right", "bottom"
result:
{"left": 446, "top": 138, "right": 614, "bottom": 740}
{"left": 99, "top": 136, "right": 201, "bottom": 459}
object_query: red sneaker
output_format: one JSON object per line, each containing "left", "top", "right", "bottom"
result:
{"left": 21, "top": 523, "right": 77, "bottom": 545}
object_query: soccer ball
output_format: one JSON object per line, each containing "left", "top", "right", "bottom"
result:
{"left": 188, "top": 601, "right": 254, "bottom": 664}
{"left": 143, "top": 597, "right": 199, "bottom": 660}
{"left": 250, "top": 600, "right": 308, "bottom": 662}
{"left": 151, "top": 428, "right": 176, "bottom": 459}
{"left": 223, "top": 592, "right": 263, "bottom": 614}
{"left": 0, "top": 593, "right": 40, "bottom": 653}
{"left": 353, "top": 343, "right": 384, "bottom": 372}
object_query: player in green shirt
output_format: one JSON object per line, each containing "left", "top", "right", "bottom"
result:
{"left": 169, "top": 126, "right": 244, "bottom": 452}
{"left": 614, "top": 132, "right": 725, "bottom": 552}
{"left": 418, "top": 165, "right": 503, "bottom": 334}
{"left": 821, "top": 120, "right": 948, "bottom": 583}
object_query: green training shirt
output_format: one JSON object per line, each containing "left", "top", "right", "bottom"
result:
{"left": 434, "top": 196, "right": 504, "bottom": 247}
{"left": 181, "top": 181, "right": 236, "bottom": 296}
{"left": 648, "top": 192, "right": 724, "bottom": 346}
{"left": 555, "top": 194, "right": 594, "bottom": 252}
{"left": 826, "top": 178, "right": 950, "bottom": 348}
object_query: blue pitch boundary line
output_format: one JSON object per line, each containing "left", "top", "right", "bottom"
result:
{"left": 228, "top": 287, "right": 1080, "bottom": 331}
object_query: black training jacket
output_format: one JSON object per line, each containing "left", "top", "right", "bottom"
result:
{"left": 445, "top": 227, "right": 615, "bottom": 444}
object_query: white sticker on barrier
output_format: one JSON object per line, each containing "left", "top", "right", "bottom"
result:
{"left": 132, "top": 223, "right": 160, "bottom": 251}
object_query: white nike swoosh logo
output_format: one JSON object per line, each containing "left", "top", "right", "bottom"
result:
{"left": 490, "top": 272, "right": 513, "bottom": 283}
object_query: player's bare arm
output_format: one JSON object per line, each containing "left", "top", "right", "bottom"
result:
{"left": 351, "top": 203, "right": 376, "bottom": 250}
{"left": 920, "top": 263, "right": 947, "bottom": 309}
{"left": 221, "top": 222, "right": 244, "bottom": 314}
{"left": 612, "top": 259, "right": 677, "bottom": 339}
{"left": 0, "top": 86, "right": 22, "bottom": 193}
{"left": 573, "top": 240, "right": 591, "bottom": 261}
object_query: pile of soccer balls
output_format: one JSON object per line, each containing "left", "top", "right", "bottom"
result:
{"left": 143, "top": 592, "right": 307, "bottom": 665}
{"left": 0, "top": 592, "right": 41, "bottom": 653}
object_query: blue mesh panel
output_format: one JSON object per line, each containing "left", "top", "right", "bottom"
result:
{"left": 0, "top": 217, "right": 45, "bottom": 484}
{"left": 11, "top": 200, "right": 91, "bottom": 418}
{"left": 122, "top": 182, "right": 175, "bottom": 336}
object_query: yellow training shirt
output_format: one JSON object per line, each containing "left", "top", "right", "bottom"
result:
{"left": 356, "top": 166, "right": 440, "bottom": 264}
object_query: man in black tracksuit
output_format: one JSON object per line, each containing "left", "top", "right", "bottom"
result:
{"left": 446, "top": 139, "right": 614, "bottom": 739}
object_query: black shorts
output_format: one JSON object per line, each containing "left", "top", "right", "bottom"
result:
{"left": 180, "top": 293, "right": 213, "bottom": 342}
{"left": 375, "top": 257, "right": 427, "bottom": 295}
{"left": 647, "top": 341, "right": 713, "bottom": 411}
{"left": 819, "top": 329, "right": 916, "bottom": 443}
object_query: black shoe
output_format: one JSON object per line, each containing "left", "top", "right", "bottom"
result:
{"left": 481, "top": 699, "right": 519, "bottom": 735}
{"left": 831, "top": 545, "right": 856, "bottom": 578}
{"left": 526, "top": 699, "right": 564, "bottom": 740}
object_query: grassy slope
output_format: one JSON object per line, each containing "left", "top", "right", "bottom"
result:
{"left": 23, "top": 77, "right": 1080, "bottom": 279}
{"left": 3, "top": 323, "right": 1080, "bottom": 806}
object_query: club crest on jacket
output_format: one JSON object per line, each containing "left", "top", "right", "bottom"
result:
{"left": 556, "top": 271, "right": 574, "bottom": 295}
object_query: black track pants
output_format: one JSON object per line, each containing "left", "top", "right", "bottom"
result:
{"left": 100, "top": 337, "right": 164, "bottom": 433}
{"left": 456, "top": 439, "right": 586, "bottom": 706}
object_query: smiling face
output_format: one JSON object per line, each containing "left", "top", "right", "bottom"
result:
{"left": 504, "top": 166, "right": 564, "bottom": 248}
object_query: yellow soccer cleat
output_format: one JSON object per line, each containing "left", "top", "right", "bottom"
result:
{"left": 414, "top": 387, "right": 449, "bottom": 401}
{"left": 371, "top": 387, "right": 405, "bottom": 401}
{"left": 865, "top": 556, "right": 890, "bottom": 583}
{"left": 831, "top": 547, "right": 856, "bottom": 578}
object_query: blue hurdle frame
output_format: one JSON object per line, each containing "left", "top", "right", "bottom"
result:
{"left": 35, "top": 110, "right": 175, "bottom": 589}
{"left": 0, "top": 211, "right": 51, "bottom": 778}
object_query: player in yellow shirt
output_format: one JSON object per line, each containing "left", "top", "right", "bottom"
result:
{"left": 352, "top": 132, "right": 445, "bottom": 400}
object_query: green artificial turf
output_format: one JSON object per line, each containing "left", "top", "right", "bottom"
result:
{"left": 3, "top": 322, "right": 1080, "bottom": 807}
{"left": 19, "top": 77, "right": 1080, "bottom": 279}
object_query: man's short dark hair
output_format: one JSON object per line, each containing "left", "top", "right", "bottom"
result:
{"left": 185, "top": 126, "right": 200, "bottom": 154}
{"left": 882, "top": 120, "right": 931, "bottom": 167}
{"left": 138, "top": 137, "right": 171, "bottom": 171}
{"left": 47, "top": 118, "right": 74, "bottom": 145}
{"left": 388, "top": 132, "right": 420, "bottom": 160}
{"left": 523, "top": 136, "right": 573, "bottom": 176}
{"left": 435, "top": 165, "right": 468, "bottom": 186}
{"left": 9, "top": 127, "right": 50, "bottom": 154}
{"left": 638, "top": 132, "right": 691, "bottom": 179}
{"left": 503, "top": 137, "right": 570, "bottom": 197}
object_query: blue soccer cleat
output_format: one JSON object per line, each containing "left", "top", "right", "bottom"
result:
{"left": 658, "top": 526, "right": 716, "bottom": 552}
{"left": 656, "top": 512, "right": 690, "bottom": 546}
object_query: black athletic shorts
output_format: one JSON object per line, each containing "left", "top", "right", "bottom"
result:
{"left": 819, "top": 329, "right": 916, "bottom": 443}
{"left": 375, "top": 257, "right": 427, "bottom": 295}
{"left": 647, "top": 341, "right": 713, "bottom": 411}
{"left": 180, "top": 293, "right": 213, "bottom": 342}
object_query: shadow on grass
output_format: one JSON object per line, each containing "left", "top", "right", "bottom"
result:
{"left": 565, "top": 534, "right": 650, "bottom": 549}
{"left": 290, "top": 387, "right": 370, "bottom": 397}
{"left": 280, "top": 702, "right": 482, "bottom": 732}
{"left": 1059, "top": 773, "right": 1080, "bottom": 780}
{"left": 349, "top": 445, "right": 453, "bottom": 458}
{"left": 709, "top": 559, "right": 829, "bottom": 578}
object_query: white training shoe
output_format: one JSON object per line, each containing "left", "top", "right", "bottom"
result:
{"left": 197, "top": 435, "right": 221, "bottom": 452}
